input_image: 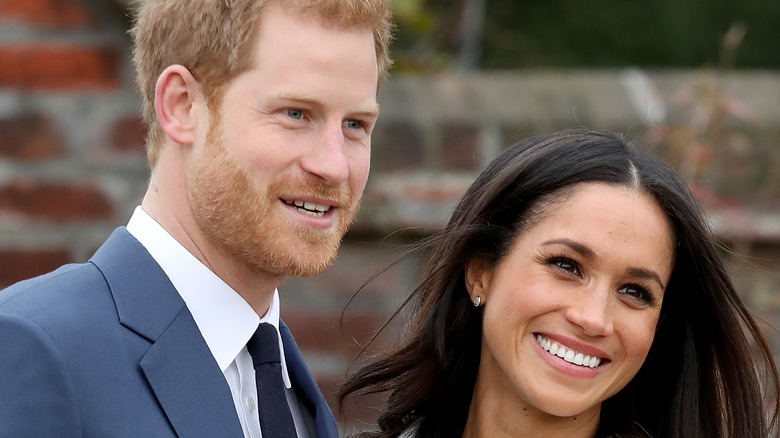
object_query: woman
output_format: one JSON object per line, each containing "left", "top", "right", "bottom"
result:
{"left": 340, "top": 129, "right": 779, "bottom": 437}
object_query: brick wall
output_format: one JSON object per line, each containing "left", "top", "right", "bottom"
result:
{"left": 0, "top": 0, "right": 143, "bottom": 265}
{"left": 1, "top": 0, "right": 779, "bottom": 433}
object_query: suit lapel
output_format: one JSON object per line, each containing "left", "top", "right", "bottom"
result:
{"left": 91, "top": 228, "right": 243, "bottom": 438}
{"left": 280, "top": 321, "right": 339, "bottom": 438}
{"left": 140, "top": 309, "right": 244, "bottom": 437}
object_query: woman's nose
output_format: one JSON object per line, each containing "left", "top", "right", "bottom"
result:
{"left": 564, "top": 287, "right": 615, "bottom": 337}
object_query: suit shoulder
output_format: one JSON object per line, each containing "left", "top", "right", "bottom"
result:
{"left": 0, "top": 261, "right": 111, "bottom": 327}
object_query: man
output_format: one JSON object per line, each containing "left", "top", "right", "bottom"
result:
{"left": 0, "top": 0, "right": 392, "bottom": 436}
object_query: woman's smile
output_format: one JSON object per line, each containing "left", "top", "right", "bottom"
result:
{"left": 535, "top": 333, "right": 603, "bottom": 369}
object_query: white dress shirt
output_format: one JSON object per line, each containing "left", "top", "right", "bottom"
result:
{"left": 126, "top": 206, "right": 314, "bottom": 438}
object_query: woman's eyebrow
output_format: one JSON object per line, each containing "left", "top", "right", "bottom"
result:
{"left": 542, "top": 238, "right": 666, "bottom": 289}
{"left": 626, "top": 267, "right": 666, "bottom": 290}
{"left": 541, "top": 238, "right": 596, "bottom": 259}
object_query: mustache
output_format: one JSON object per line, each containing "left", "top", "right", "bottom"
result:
{"left": 269, "top": 177, "right": 353, "bottom": 206}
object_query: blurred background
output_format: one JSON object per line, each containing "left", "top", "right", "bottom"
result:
{"left": 0, "top": 0, "right": 778, "bottom": 433}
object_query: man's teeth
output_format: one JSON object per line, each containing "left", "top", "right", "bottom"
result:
{"left": 535, "top": 334, "right": 601, "bottom": 368}
{"left": 286, "top": 200, "right": 330, "bottom": 217}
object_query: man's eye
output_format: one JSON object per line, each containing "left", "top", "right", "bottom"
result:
{"left": 284, "top": 109, "right": 303, "bottom": 120}
{"left": 344, "top": 119, "right": 363, "bottom": 129}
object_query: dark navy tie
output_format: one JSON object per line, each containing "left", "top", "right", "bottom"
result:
{"left": 246, "top": 323, "right": 298, "bottom": 438}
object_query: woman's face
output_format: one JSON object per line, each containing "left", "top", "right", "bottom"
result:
{"left": 467, "top": 182, "right": 674, "bottom": 422}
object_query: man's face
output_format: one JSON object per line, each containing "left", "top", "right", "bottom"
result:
{"left": 187, "top": 5, "right": 379, "bottom": 278}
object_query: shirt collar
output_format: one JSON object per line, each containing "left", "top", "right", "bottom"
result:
{"left": 125, "top": 206, "right": 291, "bottom": 387}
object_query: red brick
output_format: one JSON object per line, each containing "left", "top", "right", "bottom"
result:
{"left": 316, "top": 373, "right": 387, "bottom": 429}
{"left": 442, "top": 123, "right": 479, "bottom": 170}
{"left": 296, "top": 242, "right": 418, "bottom": 296}
{"left": 109, "top": 115, "right": 146, "bottom": 154}
{"left": 371, "top": 121, "right": 424, "bottom": 171}
{"left": 0, "top": 248, "right": 71, "bottom": 287}
{"left": 0, "top": 44, "right": 119, "bottom": 90}
{"left": 0, "top": 179, "right": 114, "bottom": 221}
{"left": 0, "top": 0, "right": 97, "bottom": 28}
{"left": 281, "top": 309, "right": 392, "bottom": 355}
{"left": 0, "top": 115, "right": 65, "bottom": 159}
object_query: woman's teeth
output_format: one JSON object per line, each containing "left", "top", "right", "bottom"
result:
{"left": 535, "top": 334, "right": 601, "bottom": 368}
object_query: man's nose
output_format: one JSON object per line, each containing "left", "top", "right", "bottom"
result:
{"left": 299, "top": 123, "right": 349, "bottom": 186}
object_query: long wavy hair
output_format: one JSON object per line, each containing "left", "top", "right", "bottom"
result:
{"left": 339, "top": 129, "right": 779, "bottom": 437}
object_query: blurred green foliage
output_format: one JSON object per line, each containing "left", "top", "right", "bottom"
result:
{"left": 392, "top": 0, "right": 780, "bottom": 71}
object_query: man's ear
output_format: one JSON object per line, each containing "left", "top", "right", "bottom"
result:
{"left": 154, "top": 64, "right": 202, "bottom": 145}
{"left": 465, "top": 258, "right": 493, "bottom": 302}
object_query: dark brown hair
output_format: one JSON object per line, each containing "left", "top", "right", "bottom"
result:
{"left": 340, "top": 129, "right": 779, "bottom": 438}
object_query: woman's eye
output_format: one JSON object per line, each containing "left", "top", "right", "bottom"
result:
{"left": 618, "top": 284, "right": 654, "bottom": 304}
{"left": 549, "top": 257, "right": 581, "bottom": 277}
{"left": 284, "top": 109, "right": 304, "bottom": 120}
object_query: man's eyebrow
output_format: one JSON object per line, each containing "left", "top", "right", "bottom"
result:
{"left": 265, "top": 93, "right": 320, "bottom": 109}
{"left": 353, "top": 102, "right": 380, "bottom": 118}
{"left": 269, "top": 93, "right": 379, "bottom": 117}
{"left": 542, "top": 238, "right": 666, "bottom": 289}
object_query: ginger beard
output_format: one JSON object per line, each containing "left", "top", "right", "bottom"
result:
{"left": 186, "top": 115, "right": 357, "bottom": 278}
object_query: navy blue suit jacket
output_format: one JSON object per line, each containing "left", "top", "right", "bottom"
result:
{"left": 0, "top": 228, "right": 339, "bottom": 437}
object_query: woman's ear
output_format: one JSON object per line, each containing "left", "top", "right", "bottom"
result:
{"left": 465, "top": 258, "right": 493, "bottom": 303}
{"left": 154, "top": 64, "right": 202, "bottom": 145}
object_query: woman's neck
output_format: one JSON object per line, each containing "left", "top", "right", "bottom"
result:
{"left": 461, "top": 381, "right": 601, "bottom": 438}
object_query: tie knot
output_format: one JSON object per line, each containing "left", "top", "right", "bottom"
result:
{"left": 247, "top": 323, "right": 281, "bottom": 367}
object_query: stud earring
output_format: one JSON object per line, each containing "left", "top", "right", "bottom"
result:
{"left": 473, "top": 296, "right": 482, "bottom": 307}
